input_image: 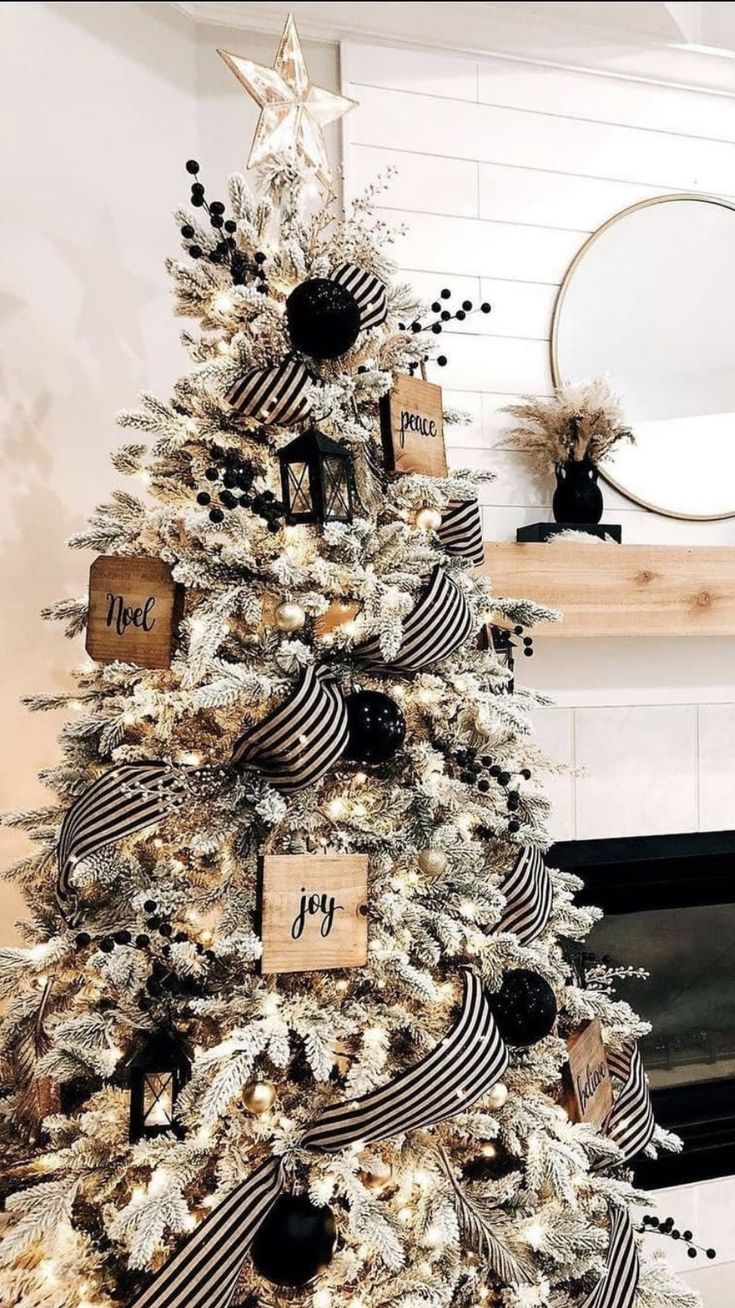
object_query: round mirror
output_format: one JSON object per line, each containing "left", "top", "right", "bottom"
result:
{"left": 551, "top": 195, "right": 735, "bottom": 519}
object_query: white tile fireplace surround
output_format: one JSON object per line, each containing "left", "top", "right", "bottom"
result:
{"left": 341, "top": 38, "right": 735, "bottom": 845}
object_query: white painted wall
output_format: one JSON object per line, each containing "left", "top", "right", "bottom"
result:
{"left": 0, "top": 0, "right": 199, "bottom": 935}
{"left": 341, "top": 37, "right": 735, "bottom": 845}
{"left": 0, "top": 4, "right": 341, "bottom": 944}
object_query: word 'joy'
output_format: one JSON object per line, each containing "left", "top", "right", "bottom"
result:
{"left": 106, "top": 592, "right": 157, "bottom": 637}
{"left": 291, "top": 889, "right": 344, "bottom": 940}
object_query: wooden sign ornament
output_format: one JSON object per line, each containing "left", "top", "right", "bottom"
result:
{"left": 562, "top": 1018, "right": 613, "bottom": 1126}
{"left": 259, "top": 854, "right": 369, "bottom": 974}
{"left": 380, "top": 373, "right": 447, "bottom": 477}
{"left": 86, "top": 556, "right": 182, "bottom": 670}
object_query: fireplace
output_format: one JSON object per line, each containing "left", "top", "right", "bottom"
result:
{"left": 551, "top": 831, "right": 735, "bottom": 1187}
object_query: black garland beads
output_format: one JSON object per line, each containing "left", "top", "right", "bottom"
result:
{"left": 74, "top": 898, "right": 213, "bottom": 1008}
{"left": 450, "top": 744, "right": 531, "bottom": 832}
{"left": 406, "top": 288, "right": 491, "bottom": 374}
{"left": 181, "top": 160, "right": 267, "bottom": 289}
{"left": 197, "top": 446, "right": 286, "bottom": 532}
{"left": 641, "top": 1214, "right": 716, "bottom": 1261}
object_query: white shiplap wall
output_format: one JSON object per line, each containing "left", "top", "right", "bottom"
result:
{"left": 341, "top": 40, "right": 735, "bottom": 845}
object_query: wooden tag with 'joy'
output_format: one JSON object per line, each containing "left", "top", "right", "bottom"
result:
{"left": 259, "top": 854, "right": 369, "bottom": 974}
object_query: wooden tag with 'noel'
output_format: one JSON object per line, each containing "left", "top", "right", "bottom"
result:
{"left": 380, "top": 374, "right": 447, "bottom": 477}
{"left": 259, "top": 854, "right": 369, "bottom": 974}
{"left": 562, "top": 1018, "right": 613, "bottom": 1126}
{"left": 86, "top": 556, "right": 183, "bottom": 670}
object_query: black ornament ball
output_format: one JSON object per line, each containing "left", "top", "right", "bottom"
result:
{"left": 345, "top": 690, "right": 406, "bottom": 765}
{"left": 251, "top": 1194, "right": 336, "bottom": 1288}
{"left": 286, "top": 277, "right": 361, "bottom": 360}
{"left": 488, "top": 969, "right": 557, "bottom": 1046}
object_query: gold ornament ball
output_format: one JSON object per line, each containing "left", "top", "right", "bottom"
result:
{"left": 415, "top": 507, "right": 443, "bottom": 532}
{"left": 417, "top": 848, "right": 448, "bottom": 877}
{"left": 275, "top": 601, "right": 306, "bottom": 632}
{"left": 479, "top": 1141, "right": 498, "bottom": 1160}
{"left": 486, "top": 1081, "right": 509, "bottom": 1111}
{"left": 359, "top": 1159, "right": 394, "bottom": 1189}
{"left": 243, "top": 1080, "right": 277, "bottom": 1115}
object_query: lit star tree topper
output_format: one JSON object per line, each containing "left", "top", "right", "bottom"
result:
{"left": 218, "top": 13, "right": 357, "bottom": 191}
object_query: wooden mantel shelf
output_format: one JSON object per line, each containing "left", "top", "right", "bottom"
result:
{"left": 482, "top": 541, "right": 735, "bottom": 637}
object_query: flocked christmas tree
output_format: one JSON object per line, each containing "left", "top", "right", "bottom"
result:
{"left": 0, "top": 17, "right": 700, "bottom": 1308}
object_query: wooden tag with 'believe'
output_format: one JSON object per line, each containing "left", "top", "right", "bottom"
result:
{"left": 562, "top": 1018, "right": 613, "bottom": 1126}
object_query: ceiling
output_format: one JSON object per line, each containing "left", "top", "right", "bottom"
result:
{"left": 171, "top": 1, "right": 735, "bottom": 56}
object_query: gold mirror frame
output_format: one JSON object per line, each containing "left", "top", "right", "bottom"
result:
{"left": 550, "top": 192, "right": 735, "bottom": 522}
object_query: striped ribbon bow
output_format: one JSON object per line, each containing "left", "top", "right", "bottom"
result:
{"left": 437, "top": 498, "right": 485, "bottom": 567}
{"left": 226, "top": 356, "right": 313, "bottom": 427}
{"left": 130, "top": 970, "right": 509, "bottom": 1308}
{"left": 597, "top": 1039, "right": 655, "bottom": 1167}
{"left": 582, "top": 1203, "right": 640, "bottom": 1308}
{"left": 354, "top": 566, "right": 474, "bottom": 673}
{"left": 56, "top": 669, "right": 349, "bottom": 918}
{"left": 231, "top": 666, "right": 349, "bottom": 795}
{"left": 331, "top": 261, "right": 388, "bottom": 330}
{"left": 226, "top": 261, "right": 386, "bottom": 429}
{"left": 495, "top": 846, "right": 553, "bottom": 945}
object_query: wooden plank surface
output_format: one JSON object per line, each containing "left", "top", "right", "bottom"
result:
{"left": 260, "top": 855, "right": 369, "bottom": 975}
{"left": 482, "top": 541, "right": 735, "bottom": 637}
{"left": 86, "top": 555, "right": 181, "bottom": 668}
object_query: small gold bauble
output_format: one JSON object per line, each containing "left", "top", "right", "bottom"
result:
{"left": 243, "top": 1079, "right": 277, "bottom": 1115}
{"left": 417, "top": 848, "right": 448, "bottom": 877}
{"left": 486, "top": 1081, "right": 509, "bottom": 1111}
{"left": 415, "top": 507, "right": 443, "bottom": 532}
{"left": 275, "top": 601, "right": 306, "bottom": 632}
{"left": 359, "top": 1159, "right": 394, "bottom": 1189}
{"left": 479, "top": 1141, "right": 498, "bottom": 1160}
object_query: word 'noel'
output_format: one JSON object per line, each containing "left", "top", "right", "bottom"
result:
{"left": 106, "top": 591, "right": 157, "bottom": 637}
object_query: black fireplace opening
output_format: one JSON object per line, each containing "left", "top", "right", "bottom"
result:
{"left": 550, "top": 831, "right": 735, "bottom": 1188}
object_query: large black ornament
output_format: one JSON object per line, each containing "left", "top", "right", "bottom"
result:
{"left": 487, "top": 968, "right": 557, "bottom": 1046}
{"left": 286, "top": 277, "right": 361, "bottom": 359}
{"left": 251, "top": 1194, "right": 337, "bottom": 1287}
{"left": 346, "top": 690, "right": 406, "bottom": 765}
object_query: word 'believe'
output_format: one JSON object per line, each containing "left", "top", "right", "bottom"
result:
{"left": 399, "top": 408, "right": 438, "bottom": 448}
{"left": 106, "top": 592, "right": 157, "bottom": 637}
{"left": 291, "top": 889, "right": 344, "bottom": 940}
{"left": 576, "top": 1058, "right": 608, "bottom": 1112}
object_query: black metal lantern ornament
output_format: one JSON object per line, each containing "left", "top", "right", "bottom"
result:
{"left": 278, "top": 429, "right": 354, "bottom": 526}
{"left": 128, "top": 1030, "right": 191, "bottom": 1143}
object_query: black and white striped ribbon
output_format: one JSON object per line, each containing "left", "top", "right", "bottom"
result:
{"left": 56, "top": 763, "right": 190, "bottom": 918}
{"left": 130, "top": 971, "right": 508, "bottom": 1308}
{"left": 437, "top": 498, "right": 485, "bottom": 567}
{"left": 582, "top": 1203, "right": 640, "bottom": 1308}
{"left": 226, "top": 356, "right": 312, "bottom": 427}
{"left": 354, "top": 567, "right": 474, "bottom": 673}
{"left": 599, "top": 1040, "right": 655, "bottom": 1166}
{"left": 231, "top": 665, "right": 349, "bottom": 794}
{"left": 332, "top": 262, "right": 387, "bottom": 330}
{"left": 304, "top": 968, "right": 508, "bottom": 1151}
{"left": 495, "top": 846, "right": 553, "bottom": 945}
{"left": 57, "top": 672, "right": 349, "bottom": 914}
{"left": 130, "top": 1155, "right": 284, "bottom": 1308}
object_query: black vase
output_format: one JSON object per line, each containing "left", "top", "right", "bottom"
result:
{"left": 552, "top": 459, "right": 603, "bottom": 525}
